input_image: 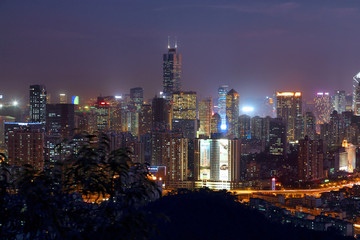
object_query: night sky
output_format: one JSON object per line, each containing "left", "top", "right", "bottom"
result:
{"left": 1, "top": 0, "right": 360, "bottom": 104}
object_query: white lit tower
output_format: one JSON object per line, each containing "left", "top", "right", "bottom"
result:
{"left": 353, "top": 72, "right": 360, "bottom": 115}
{"left": 217, "top": 85, "right": 229, "bottom": 130}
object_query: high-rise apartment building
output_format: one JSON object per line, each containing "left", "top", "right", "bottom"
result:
{"left": 139, "top": 104, "right": 152, "bottom": 136}
{"left": 5, "top": 122, "right": 45, "bottom": 170}
{"left": 217, "top": 85, "right": 228, "bottom": 130}
{"left": 298, "top": 137, "right": 324, "bottom": 181}
{"left": 172, "top": 91, "right": 197, "bottom": 120}
{"left": 303, "top": 111, "right": 316, "bottom": 140}
{"left": 198, "top": 97, "right": 212, "bottom": 137}
{"left": 226, "top": 89, "right": 239, "bottom": 137}
{"left": 163, "top": 44, "right": 181, "bottom": 101}
{"left": 276, "top": 92, "right": 302, "bottom": 141}
{"left": 30, "top": 85, "right": 47, "bottom": 123}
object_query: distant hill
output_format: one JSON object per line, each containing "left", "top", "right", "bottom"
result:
{"left": 147, "top": 189, "right": 354, "bottom": 240}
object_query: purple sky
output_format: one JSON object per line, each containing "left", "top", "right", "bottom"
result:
{"left": 1, "top": 0, "right": 360, "bottom": 104}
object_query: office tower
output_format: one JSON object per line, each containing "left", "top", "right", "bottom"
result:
{"left": 152, "top": 96, "right": 170, "bottom": 131}
{"left": 130, "top": 87, "right": 144, "bottom": 110}
{"left": 5, "top": 122, "right": 45, "bottom": 170}
{"left": 194, "top": 138, "right": 241, "bottom": 182}
{"left": 226, "top": 89, "right": 239, "bottom": 137}
{"left": 303, "top": 111, "right": 316, "bottom": 140}
{"left": 151, "top": 132, "right": 188, "bottom": 181}
{"left": 172, "top": 91, "right": 197, "bottom": 120}
{"left": 267, "top": 118, "right": 287, "bottom": 157}
{"left": 198, "top": 97, "right": 212, "bottom": 137}
{"left": 163, "top": 43, "right": 181, "bottom": 101}
{"left": 276, "top": 92, "right": 302, "bottom": 142}
{"left": 334, "top": 90, "right": 346, "bottom": 114}
{"left": 172, "top": 119, "right": 198, "bottom": 139}
{"left": 29, "top": 84, "right": 47, "bottom": 123}
{"left": 238, "top": 115, "right": 251, "bottom": 139}
{"left": 217, "top": 85, "right": 229, "bottom": 130}
{"left": 59, "top": 93, "right": 67, "bottom": 104}
{"left": 354, "top": 73, "right": 360, "bottom": 115}
{"left": 95, "top": 96, "right": 122, "bottom": 133}
{"left": 251, "top": 116, "right": 264, "bottom": 140}
{"left": 139, "top": 104, "right": 152, "bottom": 136}
{"left": 211, "top": 113, "right": 221, "bottom": 134}
{"left": 314, "top": 92, "right": 332, "bottom": 125}
{"left": 46, "top": 104, "right": 75, "bottom": 139}
{"left": 298, "top": 137, "right": 324, "bottom": 181}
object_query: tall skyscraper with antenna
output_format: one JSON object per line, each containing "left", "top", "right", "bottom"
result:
{"left": 163, "top": 37, "right": 181, "bottom": 101}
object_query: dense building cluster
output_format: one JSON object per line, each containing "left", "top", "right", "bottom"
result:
{"left": 1, "top": 45, "right": 360, "bottom": 192}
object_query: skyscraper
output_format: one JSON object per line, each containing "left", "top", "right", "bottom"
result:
{"left": 163, "top": 42, "right": 181, "bottom": 101}
{"left": 172, "top": 91, "right": 197, "bottom": 120}
{"left": 29, "top": 85, "right": 47, "bottom": 123}
{"left": 46, "top": 104, "right": 75, "bottom": 139}
{"left": 298, "top": 137, "right": 324, "bottom": 181}
{"left": 152, "top": 96, "right": 170, "bottom": 131}
{"left": 217, "top": 85, "right": 228, "bottom": 130}
{"left": 334, "top": 90, "right": 346, "bottom": 114}
{"left": 276, "top": 92, "right": 302, "bottom": 142}
{"left": 314, "top": 92, "right": 332, "bottom": 125}
{"left": 303, "top": 111, "right": 316, "bottom": 140}
{"left": 211, "top": 113, "right": 221, "bottom": 135}
{"left": 130, "top": 87, "right": 144, "bottom": 110}
{"left": 59, "top": 93, "right": 67, "bottom": 104}
{"left": 199, "top": 97, "right": 213, "bottom": 137}
{"left": 226, "top": 89, "right": 239, "bottom": 137}
{"left": 353, "top": 73, "right": 360, "bottom": 115}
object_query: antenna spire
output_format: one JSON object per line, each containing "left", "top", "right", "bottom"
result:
{"left": 175, "top": 36, "right": 178, "bottom": 48}
{"left": 167, "top": 36, "right": 170, "bottom": 49}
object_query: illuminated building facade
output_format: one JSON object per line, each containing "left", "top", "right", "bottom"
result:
{"left": 238, "top": 115, "right": 251, "bottom": 140}
{"left": 30, "top": 84, "right": 47, "bottom": 123}
{"left": 334, "top": 90, "right": 346, "bottom": 114}
{"left": 276, "top": 92, "right": 302, "bottom": 141}
{"left": 211, "top": 113, "right": 221, "bottom": 134}
{"left": 339, "top": 140, "right": 356, "bottom": 173}
{"left": 353, "top": 73, "right": 360, "bottom": 115}
{"left": 163, "top": 44, "right": 181, "bottom": 101}
{"left": 303, "top": 112, "right": 316, "bottom": 140}
{"left": 267, "top": 118, "right": 286, "bottom": 157}
{"left": 194, "top": 138, "right": 241, "bottom": 182}
{"left": 139, "top": 104, "right": 152, "bottom": 136}
{"left": 217, "top": 85, "right": 228, "bottom": 130}
{"left": 199, "top": 97, "right": 212, "bottom": 137}
{"left": 314, "top": 92, "right": 332, "bottom": 125}
{"left": 5, "top": 122, "right": 45, "bottom": 170}
{"left": 151, "top": 132, "right": 188, "bottom": 181}
{"left": 298, "top": 136, "right": 324, "bottom": 181}
{"left": 226, "top": 89, "right": 239, "bottom": 137}
{"left": 172, "top": 91, "right": 197, "bottom": 120}
{"left": 46, "top": 104, "right": 75, "bottom": 139}
{"left": 251, "top": 116, "right": 264, "bottom": 140}
{"left": 59, "top": 93, "right": 67, "bottom": 104}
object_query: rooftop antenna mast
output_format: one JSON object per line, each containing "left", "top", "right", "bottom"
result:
{"left": 175, "top": 36, "right": 178, "bottom": 48}
{"left": 168, "top": 36, "right": 170, "bottom": 49}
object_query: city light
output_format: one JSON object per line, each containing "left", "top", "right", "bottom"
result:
{"left": 242, "top": 106, "right": 254, "bottom": 113}
{"left": 12, "top": 101, "right": 18, "bottom": 106}
{"left": 220, "top": 123, "right": 227, "bottom": 130}
{"left": 0, "top": 104, "right": 2, "bottom": 108}
{"left": 115, "top": 95, "right": 122, "bottom": 99}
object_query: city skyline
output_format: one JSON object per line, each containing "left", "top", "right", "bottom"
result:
{"left": 1, "top": 0, "right": 360, "bottom": 102}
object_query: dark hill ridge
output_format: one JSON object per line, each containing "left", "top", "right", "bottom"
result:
{"left": 147, "top": 189, "right": 354, "bottom": 240}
